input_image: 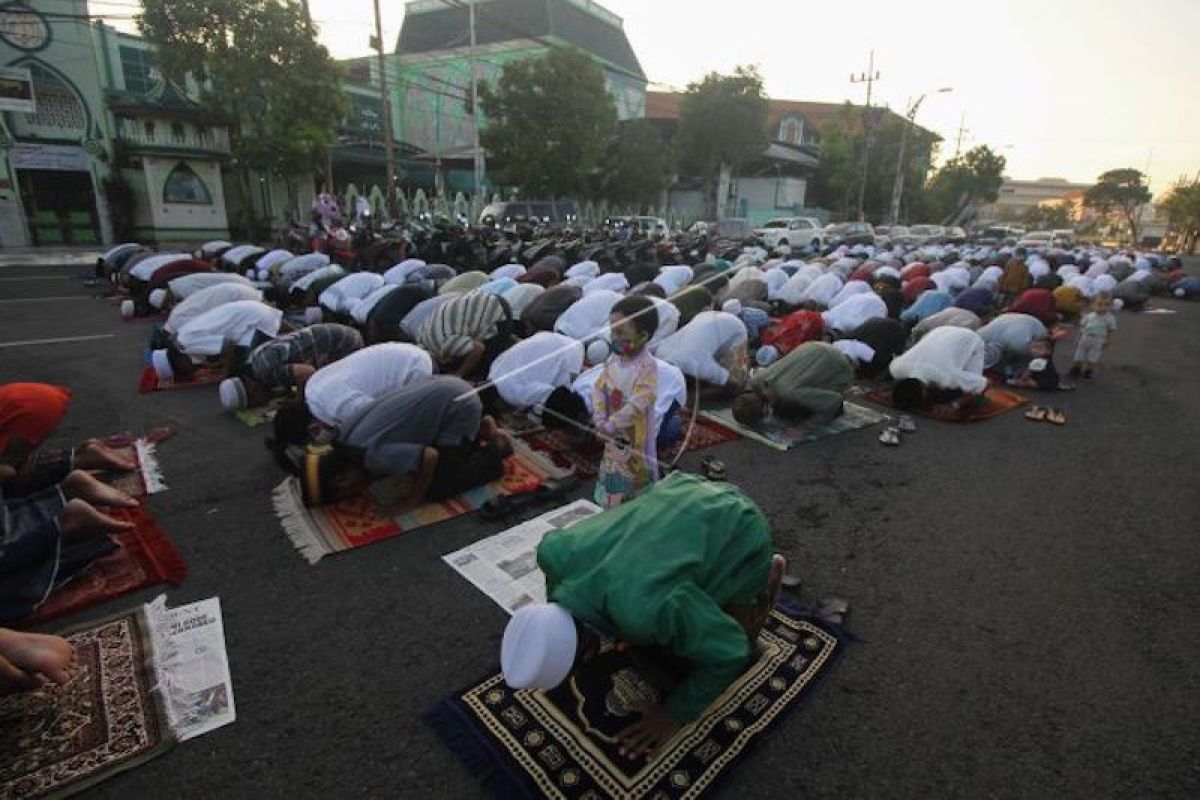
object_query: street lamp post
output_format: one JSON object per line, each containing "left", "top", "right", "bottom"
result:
{"left": 888, "top": 87, "right": 951, "bottom": 225}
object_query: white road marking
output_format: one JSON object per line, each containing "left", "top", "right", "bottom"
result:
{"left": 0, "top": 334, "right": 115, "bottom": 349}
{"left": 0, "top": 275, "right": 75, "bottom": 281}
{"left": 0, "top": 296, "right": 93, "bottom": 303}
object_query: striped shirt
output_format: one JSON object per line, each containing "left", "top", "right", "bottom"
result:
{"left": 417, "top": 291, "right": 511, "bottom": 362}
{"left": 247, "top": 323, "right": 363, "bottom": 389}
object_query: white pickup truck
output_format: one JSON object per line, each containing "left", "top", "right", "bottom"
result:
{"left": 753, "top": 217, "right": 826, "bottom": 250}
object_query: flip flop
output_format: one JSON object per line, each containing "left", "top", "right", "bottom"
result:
{"left": 700, "top": 456, "right": 726, "bottom": 481}
{"left": 878, "top": 427, "right": 901, "bottom": 446}
{"left": 1024, "top": 405, "right": 1048, "bottom": 422}
{"left": 1046, "top": 408, "right": 1067, "bottom": 426}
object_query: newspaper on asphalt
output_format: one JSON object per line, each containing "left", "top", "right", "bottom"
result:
{"left": 144, "top": 595, "right": 236, "bottom": 741}
{"left": 443, "top": 499, "right": 602, "bottom": 614}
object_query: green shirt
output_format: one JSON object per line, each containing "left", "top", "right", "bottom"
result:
{"left": 750, "top": 341, "right": 853, "bottom": 422}
{"left": 538, "top": 473, "right": 772, "bottom": 723}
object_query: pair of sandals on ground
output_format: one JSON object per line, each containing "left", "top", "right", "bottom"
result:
{"left": 879, "top": 414, "right": 916, "bottom": 446}
{"left": 1025, "top": 406, "right": 1067, "bottom": 425}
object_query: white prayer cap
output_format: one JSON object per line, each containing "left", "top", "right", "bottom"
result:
{"left": 304, "top": 307, "right": 323, "bottom": 324}
{"left": 120, "top": 299, "right": 135, "bottom": 319}
{"left": 246, "top": 269, "right": 257, "bottom": 280}
{"left": 151, "top": 349, "right": 174, "bottom": 381}
{"left": 1174, "top": 287, "right": 1185, "bottom": 298}
{"left": 721, "top": 299, "right": 742, "bottom": 315}
{"left": 833, "top": 339, "right": 876, "bottom": 363}
{"left": 756, "top": 345, "right": 779, "bottom": 367}
{"left": 501, "top": 603, "right": 578, "bottom": 691}
{"left": 148, "top": 289, "right": 168, "bottom": 309}
{"left": 776, "top": 244, "right": 792, "bottom": 256}
{"left": 585, "top": 339, "right": 609, "bottom": 367}
{"left": 218, "top": 378, "right": 247, "bottom": 411}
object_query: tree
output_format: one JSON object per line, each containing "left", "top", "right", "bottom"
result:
{"left": 922, "top": 145, "right": 1006, "bottom": 225}
{"left": 479, "top": 47, "right": 616, "bottom": 198}
{"left": 809, "top": 106, "right": 860, "bottom": 218}
{"left": 139, "top": 0, "right": 345, "bottom": 235}
{"left": 1021, "top": 203, "right": 1074, "bottom": 231}
{"left": 1160, "top": 181, "right": 1200, "bottom": 253}
{"left": 600, "top": 119, "right": 670, "bottom": 208}
{"left": 676, "top": 66, "right": 768, "bottom": 218}
{"left": 1083, "top": 168, "right": 1153, "bottom": 244}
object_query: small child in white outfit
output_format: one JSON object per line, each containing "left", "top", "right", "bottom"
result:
{"left": 1070, "top": 294, "right": 1117, "bottom": 380}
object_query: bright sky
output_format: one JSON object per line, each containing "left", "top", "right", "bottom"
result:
{"left": 96, "top": 0, "right": 1200, "bottom": 195}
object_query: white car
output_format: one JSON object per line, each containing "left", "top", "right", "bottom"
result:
{"left": 753, "top": 217, "right": 825, "bottom": 250}
{"left": 1017, "top": 231, "right": 1055, "bottom": 250}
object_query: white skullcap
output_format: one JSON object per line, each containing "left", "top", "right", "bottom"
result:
{"left": 501, "top": 603, "right": 578, "bottom": 691}
{"left": 1174, "top": 287, "right": 1185, "bottom": 298}
{"left": 120, "top": 299, "right": 135, "bottom": 319}
{"left": 148, "top": 288, "right": 168, "bottom": 309}
{"left": 833, "top": 339, "right": 877, "bottom": 363}
{"left": 1113, "top": 298, "right": 1126, "bottom": 309}
{"left": 721, "top": 299, "right": 742, "bottom": 315}
{"left": 776, "top": 244, "right": 792, "bottom": 256}
{"left": 983, "top": 342, "right": 1003, "bottom": 369}
{"left": 245, "top": 269, "right": 257, "bottom": 280}
{"left": 756, "top": 345, "right": 779, "bottom": 367}
{"left": 218, "top": 378, "right": 247, "bottom": 410}
{"left": 585, "top": 339, "right": 609, "bottom": 367}
{"left": 151, "top": 349, "right": 174, "bottom": 381}
{"left": 304, "top": 307, "right": 323, "bottom": 324}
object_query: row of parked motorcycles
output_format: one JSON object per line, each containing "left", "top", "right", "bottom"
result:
{"left": 277, "top": 212, "right": 756, "bottom": 274}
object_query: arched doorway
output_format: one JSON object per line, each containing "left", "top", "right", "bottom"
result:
{"left": 4, "top": 60, "right": 100, "bottom": 245}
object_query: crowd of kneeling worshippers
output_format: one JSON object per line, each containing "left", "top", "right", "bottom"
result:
{"left": 1, "top": 235, "right": 1190, "bottom": 759}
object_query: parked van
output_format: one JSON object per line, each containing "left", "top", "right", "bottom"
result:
{"left": 478, "top": 200, "right": 580, "bottom": 228}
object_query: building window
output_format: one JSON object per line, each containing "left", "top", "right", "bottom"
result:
{"left": 778, "top": 117, "right": 803, "bottom": 145}
{"left": 143, "top": 120, "right": 156, "bottom": 138}
{"left": 120, "top": 45, "right": 158, "bottom": 95}
{"left": 163, "top": 162, "right": 212, "bottom": 204}
{"left": 170, "top": 122, "right": 185, "bottom": 142}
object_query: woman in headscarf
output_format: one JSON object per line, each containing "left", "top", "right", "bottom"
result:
{"left": 1, "top": 384, "right": 141, "bottom": 622}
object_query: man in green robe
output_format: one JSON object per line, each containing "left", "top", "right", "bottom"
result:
{"left": 501, "top": 473, "right": 785, "bottom": 759}
{"left": 731, "top": 341, "right": 855, "bottom": 426}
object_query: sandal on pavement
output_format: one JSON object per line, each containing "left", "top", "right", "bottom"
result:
{"left": 879, "top": 427, "right": 901, "bottom": 446}
{"left": 700, "top": 456, "right": 727, "bottom": 481}
{"left": 1046, "top": 408, "right": 1067, "bottom": 425}
{"left": 1024, "top": 405, "right": 1048, "bottom": 422}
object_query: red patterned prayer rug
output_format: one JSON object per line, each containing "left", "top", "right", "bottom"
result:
{"left": 273, "top": 440, "right": 569, "bottom": 564}
{"left": 15, "top": 506, "right": 187, "bottom": 629}
{"left": 0, "top": 609, "right": 174, "bottom": 798}
{"left": 519, "top": 411, "right": 740, "bottom": 479}
{"left": 137, "top": 363, "right": 224, "bottom": 394}
{"left": 98, "top": 428, "right": 174, "bottom": 497}
{"left": 866, "top": 384, "right": 1029, "bottom": 423}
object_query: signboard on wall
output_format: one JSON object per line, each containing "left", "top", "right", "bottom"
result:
{"left": 0, "top": 66, "right": 35, "bottom": 114}
{"left": 11, "top": 143, "right": 89, "bottom": 172}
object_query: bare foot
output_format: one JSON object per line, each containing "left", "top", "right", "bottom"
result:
{"left": 479, "top": 415, "right": 498, "bottom": 440}
{"left": 0, "top": 628, "right": 75, "bottom": 692}
{"left": 60, "top": 498, "right": 135, "bottom": 540}
{"left": 75, "top": 439, "right": 136, "bottom": 472}
{"left": 61, "top": 470, "right": 138, "bottom": 509}
{"left": 767, "top": 554, "right": 787, "bottom": 607}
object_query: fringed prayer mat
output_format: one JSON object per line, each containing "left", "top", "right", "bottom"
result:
{"left": 428, "top": 602, "right": 845, "bottom": 799}
{"left": 866, "top": 384, "right": 1029, "bottom": 423}
{"left": 701, "top": 402, "right": 888, "bottom": 451}
{"left": 137, "top": 363, "right": 224, "bottom": 394}
{"left": 519, "top": 412, "right": 739, "bottom": 479}
{"left": 273, "top": 440, "right": 569, "bottom": 564}
{"left": 16, "top": 506, "right": 187, "bottom": 629}
{"left": 0, "top": 609, "right": 174, "bottom": 799}
{"left": 99, "top": 429, "right": 173, "bottom": 497}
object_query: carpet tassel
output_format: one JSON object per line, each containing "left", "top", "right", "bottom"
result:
{"left": 271, "top": 479, "right": 326, "bottom": 565}
{"left": 136, "top": 439, "right": 169, "bottom": 494}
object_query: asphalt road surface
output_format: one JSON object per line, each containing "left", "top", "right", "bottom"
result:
{"left": 3, "top": 261, "right": 1198, "bottom": 798}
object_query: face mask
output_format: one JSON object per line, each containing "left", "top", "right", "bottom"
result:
{"left": 610, "top": 334, "right": 644, "bottom": 357}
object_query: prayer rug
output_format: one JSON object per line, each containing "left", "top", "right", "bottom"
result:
{"left": 273, "top": 440, "right": 570, "bottom": 564}
{"left": 519, "top": 412, "right": 739, "bottom": 479}
{"left": 0, "top": 609, "right": 174, "bottom": 798}
{"left": 136, "top": 363, "right": 224, "bottom": 394}
{"left": 16, "top": 506, "right": 187, "bottom": 629}
{"left": 428, "top": 602, "right": 845, "bottom": 800}
{"left": 234, "top": 398, "right": 286, "bottom": 429}
{"left": 866, "top": 384, "right": 1029, "bottom": 423}
{"left": 700, "top": 402, "right": 888, "bottom": 451}
{"left": 98, "top": 429, "right": 173, "bottom": 497}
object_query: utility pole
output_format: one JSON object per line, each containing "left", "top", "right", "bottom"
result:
{"left": 468, "top": 0, "right": 485, "bottom": 216}
{"left": 851, "top": 51, "right": 880, "bottom": 221}
{"left": 372, "top": 0, "right": 398, "bottom": 217}
{"left": 889, "top": 87, "right": 952, "bottom": 224}
{"left": 953, "top": 112, "right": 968, "bottom": 160}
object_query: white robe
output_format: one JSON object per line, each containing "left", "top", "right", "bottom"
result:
{"left": 165, "top": 283, "right": 263, "bottom": 335}
{"left": 889, "top": 326, "right": 988, "bottom": 394}
{"left": 174, "top": 300, "right": 282, "bottom": 356}
{"left": 554, "top": 290, "right": 622, "bottom": 341}
{"left": 319, "top": 272, "right": 385, "bottom": 314}
{"left": 822, "top": 292, "right": 888, "bottom": 333}
{"left": 652, "top": 311, "right": 747, "bottom": 385}
{"left": 487, "top": 332, "right": 583, "bottom": 409}
{"left": 305, "top": 343, "right": 434, "bottom": 428}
